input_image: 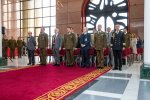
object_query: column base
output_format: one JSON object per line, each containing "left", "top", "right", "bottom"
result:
{"left": 0, "top": 57, "right": 7, "bottom": 66}
{"left": 140, "top": 64, "right": 150, "bottom": 80}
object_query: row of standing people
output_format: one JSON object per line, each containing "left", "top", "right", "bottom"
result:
{"left": 31, "top": 24, "right": 125, "bottom": 71}
{"left": 2, "top": 36, "right": 26, "bottom": 59}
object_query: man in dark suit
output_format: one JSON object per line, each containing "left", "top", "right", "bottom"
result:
{"left": 52, "top": 28, "right": 63, "bottom": 66}
{"left": 80, "top": 27, "right": 91, "bottom": 67}
{"left": 26, "top": 32, "right": 36, "bottom": 65}
{"left": 111, "top": 24, "right": 125, "bottom": 71}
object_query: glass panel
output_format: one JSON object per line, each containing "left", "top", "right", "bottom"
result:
{"left": 35, "top": 28, "right": 41, "bottom": 36}
{"left": 45, "top": 27, "right": 50, "bottom": 35}
{"left": 28, "top": 28, "right": 34, "bottom": 36}
{"left": 11, "top": 21, "right": 17, "bottom": 29}
{"left": 16, "top": 11, "right": 20, "bottom": 19}
{"left": 20, "top": 29, "right": 23, "bottom": 37}
{"left": 43, "top": 17, "right": 50, "bottom": 26}
{"left": 3, "top": 22, "right": 8, "bottom": 29}
{"left": 2, "top": 0, "right": 8, "bottom": 4}
{"left": 51, "top": 7, "right": 56, "bottom": 16}
{"left": 43, "top": 0, "right": 50, "bottom": 7}
{"left": 50, "top": 26, "right": 55, "bottom": 36}
{"left": 43, "top": 8, "right": 50, "bottom": 17}
{"left": 16, "top": 29, "right": 21, "bottom": 37}
{"left": 51, "top": 17, "right": 56, "bottom": 26}
{"left": 28, "top": 19, "right": 34, "bottom": 27}
{"left": 17, "top": 20, "right": 20, "bottom": 28}
{"left": 22, "top": 19, "right": 28, "bottom": 28}
{"left": 22, "top": 10, "right": 28, "bottom": 19}
{"left": 51, "top": 0, "right": 56, "bottom": 6}
{"left": 8, "top": 12, "right": 12, "bottom": 20}
{"left": 21, "top": 20, "right": 23, "bottom": 28}
{"left": 23, "top": 28, "right": 28, "bottom": 37}
{"left": 35, "top": 18, "right": 42, "bottom": 27}
{"left": 96, "top": 16, "right": 105, "bottom": 31}
{"left": 16, "top": 2, "right": 20, "bottom": 11}
{"left": 3, "top": 13, "right": 7, "bottom": 21}
{"left": 8, "top": 21, "right": 11, "bottom": 29}
{"left": 106, "top": 17, "right": 114, "bottom": 30}
{"left": 11, "top": 12, "right": 17, "bottom": 20}
{"left": 35, "top": 0, "right": 42, "bottom": 8}
{"left": 28, "top": 0, "right": 34, "bottom": 9}
{"left": 3, "top": 5, "right": 7, "bottom": 12}
{"left": 22, "top": 1, "right": 28, "bottom": 10}
{"left": 35, "top": 9, "right": 42, "bottom": 18}
{"left": 28, "top": 10, "right": 34, "bottom": 18}
{"left": 8, "top": 3, "right": 12, "bottom": 12}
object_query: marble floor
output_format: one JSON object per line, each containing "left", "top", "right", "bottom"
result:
{"left": 0, "top": 56, "right": 149, "bottom": 100}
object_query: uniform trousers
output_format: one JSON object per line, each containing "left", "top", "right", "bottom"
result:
{"left": 96, "top": 50, "right": 104, "bottom": 67}
{"left": 66, "top": 49, "right": 74, "bottom": 66}
{"left": 39, "top": 48, "right": 47, "bottom": 65}
{"left": 113, "top": 50, "right": 122, "bottom": 69}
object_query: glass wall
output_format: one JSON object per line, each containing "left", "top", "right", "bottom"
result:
{"left": 2, "top": 0, "right": 56, "bottom": 43}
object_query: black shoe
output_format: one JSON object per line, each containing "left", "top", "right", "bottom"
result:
{"left": 27, "top": 63, "right": 31, "bottom": 65}
{"left": 119, "top": 68, "right": 122, "bottom": 71}
{"left": 41, "top": 64, "right": 46, "bottom": 66}
{"left": 32, "top": 63, "right": 35, "bottom": 65}
{"left": 56, "top": 64, "right": 60, "bottom": 66}
{"left": 113, "top": 68, "right": 118, "bottom": 70}
{"left": 53, "top": 63, "right": 57, "bottom": 66}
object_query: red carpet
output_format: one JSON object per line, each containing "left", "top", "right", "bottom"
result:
{"left": 0, "top": 64, "right": 111, "bottom": 100}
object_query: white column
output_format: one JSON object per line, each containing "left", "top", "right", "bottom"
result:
{"left": 144, "top": 0, "right": 150, "bottom": 66}
{"left": 0, "top": 0, "right": 2, "bottom": 57}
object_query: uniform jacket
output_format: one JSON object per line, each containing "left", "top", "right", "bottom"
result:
{"left": 124, "top": 33, "right": 131, "bottom": 48}
{"left": 17, "top": 40, "right": 23, "bottom": 48}
{"left": 8, "top": 39, "right": 17, "bottom": 49}
{"left": 64, "top": 33, "right": 76, "bottom": 49}
{"left": 94, "top": 31, "right": 107, "bottom": 50}
{"left": 2, "top": 39, "right": 9, "bottom": 48}
{"left": 38, "top": 33, "right": 48, "bottom": 48}
{"left": 80, "top": 33, "right": 91, "bottom": 49}
{"left": 111, "top": 31, "right": 125, "bottom": 50}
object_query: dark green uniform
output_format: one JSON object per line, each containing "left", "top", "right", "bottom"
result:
{"left": 38, "top": 33, "right": 48, "bottom": 65}
{"left": 2, "top": 38, "right": 9, "bottom": 59}
{"left": 9, "top": 39, "right": 17, "bottom": 59}
{"left": 94, "top": 31, "right": 107, "bottom": 68}
{"left": 64, "top": 33, "right": 76, "bottom": 66}
{"left": 124, "top": 33, "right": 131, "bottom": 48}
{"left": 17, "top": 40, "right": 23, "bottom": 58}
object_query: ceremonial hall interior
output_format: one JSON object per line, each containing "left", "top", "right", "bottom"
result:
{"left": 0, "top": 0, "right": 149, "bottom": 100}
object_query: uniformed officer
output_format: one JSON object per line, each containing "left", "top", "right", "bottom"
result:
{"left": 111, "top": 24, "right": 125, "bottom": 71}
{"left": 38, "top": 27, "right": 48, "bottom": 65}
{"left": 64, "top": 27, "right": 76, "bottom": 66}
{"left": 17, "top": 37, "right": 23, "bottom": 58}
{"left": 9, "top": 36, "right": 17, "bottom": 59}
{"left": 80, "top": 27, "right": 91, "bottom": 67}
{"left": 94, "top": 24, "right": 107, "bottom": 68}
{"left": 2, "top": 35, "right": 9, "bottom": 59}
{"left": 123, "top": 28, "right": 131, "bottom": 48}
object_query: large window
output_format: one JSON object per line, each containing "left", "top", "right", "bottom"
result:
{"left": 2, "top": 0, "right": 56, "bottom": 39}
{"left": 85, "top": 0, "right": 128, "bottom": 33}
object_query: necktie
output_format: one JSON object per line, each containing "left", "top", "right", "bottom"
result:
{"left": 54, "top": 34, "right": 56, "bottom": 44}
